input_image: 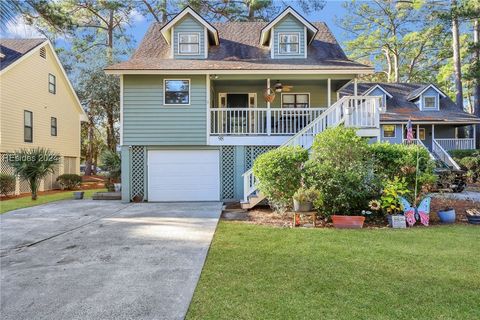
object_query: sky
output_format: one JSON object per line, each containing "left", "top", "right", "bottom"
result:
{"left": 3, "top": 1, "right": 351, "bottom": 50}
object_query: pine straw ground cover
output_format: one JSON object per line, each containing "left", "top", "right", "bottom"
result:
{"left": 186, "top": 223, "right": 480, "bottom": 320}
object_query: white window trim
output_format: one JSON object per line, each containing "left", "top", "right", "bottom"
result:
{"left": 163, "top": 79, "right": 191, "bottom": 106}
{"left": 382, "top": 124, "right": 396, "bottom": 138}
{"left": 277, "top": 32, "right": 301, "bottom": 56}
{"left": 177, "top": 32, "right": 200, "bottom": 55}
{"left": 423, "top": 95, "right": 437, "bottom": 110}
{"left": 280, "top": 92, "right": 310, "bottom": 108}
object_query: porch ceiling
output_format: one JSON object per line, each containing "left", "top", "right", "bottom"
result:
{"left": 208, "top": 74, "right": 356, "bottom": 81}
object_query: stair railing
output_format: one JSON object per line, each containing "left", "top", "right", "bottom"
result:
{"left": 432, "top": 139, "right": 461, "bottom": 170}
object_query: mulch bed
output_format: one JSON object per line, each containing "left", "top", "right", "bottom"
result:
{"left": 226, "top": 198, "right": 480, "bottom": 228}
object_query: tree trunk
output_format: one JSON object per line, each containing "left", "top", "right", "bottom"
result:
{"left": 383, "top": 47, "right": 392, "bottom": 82}
{"left": 161, "top": 0, "right": 167, "bottom": 24}
{"left": 30, "top": 178, "right": 38, "bottom": 200}
{"left": 452, "top": 0, "right": 463, "bottom": 109}
{"left": 107, "top": 9, "right": 114, "bottom": 64}
{"left": 107, "top": 109, "right": 116, "bottom": 152}
{"left": 393, "top": 51, "right": 400, "bottom": 82}
{"left": 474, "top": 19, "right": 480, "bottom": 148}
{"left": 247, "top": 1, "right": 255, "bottom": 21}
{"left": 85, "top": 117, "right": 94, "bottom": 176}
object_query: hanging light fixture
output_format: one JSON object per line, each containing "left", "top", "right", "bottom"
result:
{"left": 274, "top": 80, "right": 283, "bottom": 92}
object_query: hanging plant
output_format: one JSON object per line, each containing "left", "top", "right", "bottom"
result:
{"left": 263, "top": 87, "right": 275, "bottom": 103}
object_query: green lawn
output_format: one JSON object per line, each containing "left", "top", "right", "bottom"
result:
{"left": 187, "top": 222, "right": 480, "bottom": 320}
{"left": 0, "top": 189, "right": 106, "bottom": 214}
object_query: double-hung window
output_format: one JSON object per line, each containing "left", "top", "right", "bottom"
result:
{"left": 423, "top": 96, "right": 436, "bottom": 109}
{"left": 383, "top": 125, "right": 395, "bottom": 138}
{"left": 178, "top": 33, "right": 200, "bottom": 55}
{"left": 164, "top": 79, "right": 190, "bottom": 105}
{"left": 24, "top": 110, "right": 33, "bottom": 142}
{"left": 279, "top": 33, "right": 299, "bottom": 55}
{"left": 48, "top": 73, "right": 56, "bottom": 94}
{"left": 51, "top": 117, "right": 57, "bottom": 136}
{"left": 281, "top": 93, "right": 309, "bottom": 108}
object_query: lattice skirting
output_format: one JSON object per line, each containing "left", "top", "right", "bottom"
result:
{"left": 130, "top": 146, "right": 146, "bottom": 201}
{"left": 221, "top": 146, "right": 235, "bottom": 200}
{"left": 244, "top": 146, "right": 276, "bottom": 171}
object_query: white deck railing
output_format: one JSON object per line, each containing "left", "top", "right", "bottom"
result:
{"left": 209, "top": 107, "right": 326, "bottom": 135}
{"left": 242, "top": 96, "right": 381, "bottom": 202}
{"left": 433, "top": 140, "right": 461, "bottom": 170}
{"left": 435, "top": 138, "right": 474, "bottom": 151}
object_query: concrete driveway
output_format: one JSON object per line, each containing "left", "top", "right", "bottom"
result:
{"left": 0, "top": 200, "right": 222, "bottom": 320}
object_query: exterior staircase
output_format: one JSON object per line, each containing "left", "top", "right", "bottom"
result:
{"left": 406, "top": 139, "right": 461, "bottom": 170}
{"left": 241, "top": 96, "right": 382, "bottom": 209}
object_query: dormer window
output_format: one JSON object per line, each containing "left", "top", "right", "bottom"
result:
{"left": 178, "top": 33, "right": 200, "bottom": 55}
{"left": 423, "top": 96, "right": 436, "bottom": 109}
{"left": 279, "top": 33, "right": 299, "bottom": 55}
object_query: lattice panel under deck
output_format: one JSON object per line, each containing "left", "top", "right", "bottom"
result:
{"left": 221, "top": 146, "right": 235, "bottom": 200}
{"left": 245, "top": 146, "right": 276, "bottom": 170}
{"left": 131, "top": 146, "right": 145, "bottom": 200}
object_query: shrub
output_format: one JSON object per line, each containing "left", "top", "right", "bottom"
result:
{"left": 303, "top": 127, "right": 381, "bottom": 217}
{"left": 458, "top": 156, "right": 480, "bottom": 182}
{"left": 57, "top": 174, "right": 82, "bottom": 190}
{"left": 0, "top": 173, "right": 16, "bottom": 197}
{"left": 369, "top": 142, "right": 436, "bottom": 200}
{"left": 253, "top": 146, "right": 308, "bottom": 211}
{"left": 449, "top": 149, "right": 479, "bottom": 159}
{"left": 7, "top": 148, "right": 60, "bottom": 200}
{"left": 379, "top": 177, "right": 410, "bottom": 215}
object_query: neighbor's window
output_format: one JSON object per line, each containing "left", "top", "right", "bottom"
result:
{"left": 423, "top": 96, "right": 436, "bottom": 109}
{"left": 48, "top": 73, "right": 56, "bottom": 94}
{"left": 282, "top": 93, "right": 309, "bottom": 108}
{"left": 164, "top": 79, "right": 190, "bottom": 105}
{"left": 178, "top": 33, "right": 200, "bottom": 54}
{"left": 279, "top": 33, "right": 299, "bottom": 54}
{"left": 51, "top": 117, "right": 57, "bottom": 136}
{"left": 24, "top": 110, "right": 33, "bottom": 142}
{"left": 383, "top": 125, "right": 395, "bottom": 138}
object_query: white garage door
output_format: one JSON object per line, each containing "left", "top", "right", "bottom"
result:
{"left": 147, "top": 150, "right": 220, "bottom": 201}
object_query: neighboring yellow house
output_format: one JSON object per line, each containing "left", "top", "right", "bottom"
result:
{"left": 0, "top": 38, "right": 87, "bottom": 195}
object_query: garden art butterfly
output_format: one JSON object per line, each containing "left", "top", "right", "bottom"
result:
{"left": 399, "top": 197, "right": 431, "bottom": 227}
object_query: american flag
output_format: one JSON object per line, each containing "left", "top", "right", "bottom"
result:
{"left": 406, "top": 119, "right": 414, "bottom": 143}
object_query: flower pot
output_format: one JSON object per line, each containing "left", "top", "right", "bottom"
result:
{"left": 437, "top": 209, "right": 456, "bottom": 224}
{"left": 293, "top": 199, "right": 313, "bottom": 212}
{"left": 331, "top": 215, "right": 365, "bottom": 229}
{"left": 114, "top": 183, "right": 121, "bottom": 192}
{"left": 73, "top": 191, "right": 84, "bottom": 200}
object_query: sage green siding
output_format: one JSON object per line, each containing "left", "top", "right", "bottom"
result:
{"left": 273, "top": 15, "right": 306, "bottom": 59}
{"left": 123, "top": 75, "right": 207, "bottom": 145}
{"left": 173, "top": 15, "right": 206, "bottom": 59}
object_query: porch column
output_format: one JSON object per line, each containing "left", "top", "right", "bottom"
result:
{"left": 354, "top": 78, "right": 358, "bottom": 96}
{"left": 266, "top": 78, "right": 271, "bottom": 136}
{"left": 206, "top": 74, "right": 211, "bottom": 140}
{"left": 416, "top": 124, "right": 419, "bottom": 140}
{"left": 327, "top": 78, "right": 332, "bottom": 107}
{"left": 432, "top": 124, "right": 435, "bottom": 142}
{"left": 474, "top": 125, "right": 477, "bottom": 148}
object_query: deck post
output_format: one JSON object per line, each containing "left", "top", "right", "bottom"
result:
{"left": 267, "top": 78, "right": 271, "bottom": 136}
{"left": 327, "top": 78, "right": 331, "bottom": 107}
{"left": 474, "top": 125, "right": 477, "bottom": 148}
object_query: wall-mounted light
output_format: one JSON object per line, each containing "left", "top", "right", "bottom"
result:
{"left": 209, "top": 75, "right": 219, "bottom": 80}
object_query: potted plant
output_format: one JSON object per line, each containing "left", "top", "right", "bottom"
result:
{"left": 293, "top": 187, "right": 319, "bottom": 212}
{"left": 73, "top": 191, "right": 84, "bottom": 200}
{"left": 436, "top": 195, "right": 456, "bottom": 224}
{"left": 380, "top": 177, "right": 410, "bottom": 226}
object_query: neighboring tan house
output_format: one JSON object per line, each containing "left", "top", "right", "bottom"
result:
{"left": 105, "top": 6, "right": 480, "bottom": 206}
{"left": 0, "top": 38, "right": 86, "bottom": 195}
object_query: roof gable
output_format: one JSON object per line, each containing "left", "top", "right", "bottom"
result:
{"left": 160, "top": 6, "right": 219, "bottom": 45}
{"left": 260, "top": 7, "right": 318, "bottom": 45}
{"left": 364, "top": 84, "right": 393, "bottom": 98}
{"left": 0, "top": 38, "right": 46, "bottom": 72}
{"left": 406, "top": 84, "right": 446, "bottom": 101}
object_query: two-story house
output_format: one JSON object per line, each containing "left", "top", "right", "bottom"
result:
{"left": 105, "top": 6, "right": 479, "bottom": 206}
{"left": 0, "top": 38, "right": 86, "bottom": 195}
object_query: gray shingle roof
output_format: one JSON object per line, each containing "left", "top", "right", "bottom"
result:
{"left": 106, "top": 21, "right": 372, "bottom": 71}
{"left": 339, "top": 82, "right": 480, "bottom": 123}
{"left": 0, "top": 38, "right": 46, "bottom": 71}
